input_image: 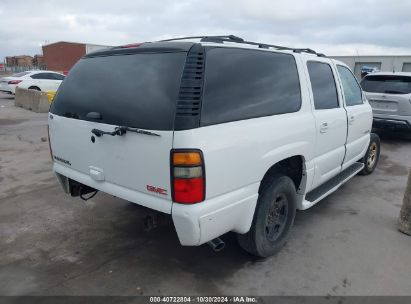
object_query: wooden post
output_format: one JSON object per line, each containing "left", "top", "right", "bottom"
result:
{"left": 398, "top": 168, "right": 411, "bottom": 235}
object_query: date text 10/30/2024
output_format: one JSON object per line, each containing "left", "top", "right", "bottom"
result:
{"left": 149, "top": 297, "right": 258, "bottom": 303}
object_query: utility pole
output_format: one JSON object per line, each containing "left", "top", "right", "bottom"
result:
{"left": 398, "top": 169, "right": 411, "bottom": 235}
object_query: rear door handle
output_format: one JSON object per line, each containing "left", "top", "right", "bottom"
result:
{"left": 320, "top": 122, "right": 329, "bottom": 133}
{"left": 349, "top": 115, "right": 355, "bottom": 125}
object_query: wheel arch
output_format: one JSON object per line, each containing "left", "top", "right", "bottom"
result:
{"left": 28, "top": 86, "right": 41, "bottom": 91}
{"left": 259, "top": 155, "right": 307, "bottom": 196}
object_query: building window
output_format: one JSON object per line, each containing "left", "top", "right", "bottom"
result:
{"left": 353, "top": 62, "right": 381, "bottom": 79}
{"left": 402, "top": 63, "right": 411, "bottom": 72}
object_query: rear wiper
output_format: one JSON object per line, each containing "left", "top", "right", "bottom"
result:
{"left": 91, "top": 126, "right": 161, "bottom": 137}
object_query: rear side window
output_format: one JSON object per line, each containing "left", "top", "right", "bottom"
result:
{"left": 50, "top": 73, "right": 65, "bottom": 80}
{"left": 361, "top": 75, "right": 411, "bottom": 94}
{"left": 337, "top": 65, "right": 363, "bottom": 106}
{"left": 51, "top": 52, "right": 187, "bottom": 130}
{"left": 201, "top": 48, "right": 301, "bottom": 126}
{"left": 307, "top": 61, "right": 339, "bottom": 109}
{"left": 31, "top": 73, "right": 52, "bottom": 80}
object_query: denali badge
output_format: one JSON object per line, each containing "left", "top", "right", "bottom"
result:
{"left": 146, "top": 185, "right": 167, "bottom": 195}
{"left": 53, "top": 155, "right": 71, "bottom": 166}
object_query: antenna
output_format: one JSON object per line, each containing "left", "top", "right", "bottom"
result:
{"left": 392, "top": 56, "right": 395, "bottom": 73}
{"left": 355, "top": 48, "right": 362, "bottom": 79}
{"left": 355, "top": 48, "right": 360, "bottom": 63}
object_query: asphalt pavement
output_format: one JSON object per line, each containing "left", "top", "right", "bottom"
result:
{"left": 1, "top": 92, "right": 411, "bottom": 296}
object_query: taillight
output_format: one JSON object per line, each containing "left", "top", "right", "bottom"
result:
{"left": 47, "top": 125, "right": 53, "bottom": 160}
{"left": 171, "top": 150, "right": 205, "bottom": 204}
{"left": 8, "top": 80, "right": 22, "bottom": 85}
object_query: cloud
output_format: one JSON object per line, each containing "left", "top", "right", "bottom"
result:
{"left": 0, "top": 0, "right": 410, "bottom": 62}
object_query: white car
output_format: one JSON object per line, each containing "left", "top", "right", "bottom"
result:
{"left": 48, "top": 35, "right": 380, "bottom": 257}
{"left": 0, "top": 70, "right": 65, "bottom": 94}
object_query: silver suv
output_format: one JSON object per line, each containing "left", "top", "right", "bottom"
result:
{"left": 361, "top": 72, "right": 411, "bottom": 131}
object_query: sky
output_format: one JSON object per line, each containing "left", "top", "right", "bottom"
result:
{"left": 1, "top": 0, "right": 411, "bottom": 61}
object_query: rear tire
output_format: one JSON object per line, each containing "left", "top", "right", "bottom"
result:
{"left": 358, "top": 133, "right": 380, "bottom": 175}
{"left": 28, "top": 86, "right": 41, "bottom": 91}
{"left": 237, "top": 174, "right": 297, "bottom": 257}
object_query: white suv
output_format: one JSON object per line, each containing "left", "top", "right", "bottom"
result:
{"left": 48, "top": 35, "right": 380, "bottom": 257}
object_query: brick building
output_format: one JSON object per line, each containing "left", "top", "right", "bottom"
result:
{"left": 32, "top": 55, "right": 45, "bottom": 68}
{"left": 42, "top": 41, "right": 112, "bottom": 72}
{"left": 5, "top": 55, "right": 33, "bottom": 67}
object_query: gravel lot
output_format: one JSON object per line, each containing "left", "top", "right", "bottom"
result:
{"left": 1, "top": 91, "right": 411, "bottom": 296}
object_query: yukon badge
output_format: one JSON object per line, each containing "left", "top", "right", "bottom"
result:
{"left": 146, "top": 185, "right": 167, "bottom": 196}
{"left": 53, "top": 155, "right": 71, "bottom": 166}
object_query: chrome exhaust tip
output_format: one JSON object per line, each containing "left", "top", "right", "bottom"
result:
{"left": 207, "top": 237, "right": 225, "bottom": 252}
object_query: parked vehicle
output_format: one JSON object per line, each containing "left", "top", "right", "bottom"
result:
{"left": 361, "top": 72, "right": 411, "bottom": 131}
{"left": 0, "top": 70, "right": 65, "bottom": 94}
{"left": 48, "top": 35, "right": 380, "bottom": 257}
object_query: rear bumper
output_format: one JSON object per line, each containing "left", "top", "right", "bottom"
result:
{"left": 0, "top": 89, "right": 14, "bottom": 94}
{"left": 53, "top": 162, "right": 173, "bottom": 214}
{"left": 172, "top": 183, "right": 259, "bottom": 246}
{"left": 54, "top": 162, "right": 259, "bottom": 246}
{"left": 373, "top": 115, "right": 411, "bottom": 130}
{"left": 0, "top": 84, "right": 16, "bottom": 94}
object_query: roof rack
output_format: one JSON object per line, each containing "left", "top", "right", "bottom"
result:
{"left": 159, "top": 35, "right": 326, "bottom": 57}
{"left": 160, "top": 35, "right": 244, "bottom": 43}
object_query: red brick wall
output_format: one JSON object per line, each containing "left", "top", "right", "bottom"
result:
{"left": 42, "top": 42, "right": 86, "bottom": 72}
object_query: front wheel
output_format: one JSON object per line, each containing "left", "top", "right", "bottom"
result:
{"left": 358, "top": 133, "right": 380, "bottom": 175}
{"left": 237, "top": 174, "right": 297, "bottom": 257}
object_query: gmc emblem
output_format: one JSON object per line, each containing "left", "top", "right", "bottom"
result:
{"left": 146, "top": 185, "right": 167, "bottom": 196}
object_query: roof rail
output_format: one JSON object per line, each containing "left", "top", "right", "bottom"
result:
{"left": 160, "top": 35, "right": 244, "bottom": 43}
{"left": 159, "top": 35, "right": 326, "bottom": 57}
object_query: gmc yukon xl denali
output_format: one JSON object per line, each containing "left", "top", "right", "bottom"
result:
{"left": 48, "top": 35, "right": 380, "bottom": 257}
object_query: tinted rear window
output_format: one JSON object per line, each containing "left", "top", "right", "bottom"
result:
{"left": 201, "top": 48, "right": 301, "bottom": 126}
{"left": 51, "top": 52, "right": 187, "bottom": 130}
{"left": 307, "top": 61, "right": 339, "bottom": 110}
{"left": 361, "top": 75, "right": 411, "bottom": 94}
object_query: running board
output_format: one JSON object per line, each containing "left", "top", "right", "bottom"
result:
{"left": 301, "top": 162, "right": 364, "bottom": 210}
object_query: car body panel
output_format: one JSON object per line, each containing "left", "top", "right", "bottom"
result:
{"left": 17, "top": 79, "right": 62, "bottom": 92}
{"left": 49, "top": 114, "right": 174, "bottom": 214}
{"left": 0, "top": 77, "right": 14, "bottom": 94}
{"left": 18, "top": 71, "right": 65, "bottom": 92}
{"left": 367, "top": 92, "right": 411, "bottom": 116}
{"left": 172, "top": 182, "right": 259, "bottom": 245}
{"left": 299, "top": 56, "right": 348, "bottom": 190}
{"left": 173, "top": 112, "right": 316, "bottom": 198}
{"left": 333, "top": 63, "right": 373, "bottom": 168}
{"left": 0, "top": 74, "right": 31, "bottom": 94}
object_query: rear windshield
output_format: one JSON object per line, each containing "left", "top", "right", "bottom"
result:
{"left": 361, "top": 75, "right": 411, "bottom": 94}
{"left": 51, "top": 52, "right": 187, "bottom": 130}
